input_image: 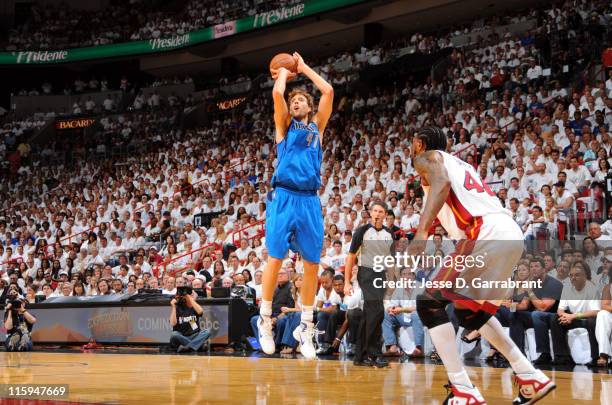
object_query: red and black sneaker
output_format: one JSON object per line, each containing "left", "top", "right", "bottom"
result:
{"left": 512, "top": 369, "right": 556, "bottom": 405}
{"left": 442, "top": 381, "right": 487, "bottom": 405}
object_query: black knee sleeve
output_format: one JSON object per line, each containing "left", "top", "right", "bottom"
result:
{"left": 455, "top": 308, "right": 492, "bottom": 331}
{"left": 416, "top": 293, "right": 450, "bottom": 329}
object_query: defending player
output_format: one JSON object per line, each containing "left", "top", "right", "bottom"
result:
{"left": 257, "top": 52, "right": 333, "bottom": 359}
{"left": 410, "top": 127, "right": 555, "bottom": 404}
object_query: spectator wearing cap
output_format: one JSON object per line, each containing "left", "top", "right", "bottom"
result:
{"left": 58, "top": 270, "right": 69, "bottom": 283}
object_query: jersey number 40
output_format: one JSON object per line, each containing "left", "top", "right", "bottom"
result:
{"left": 463, "top": 171, "right": 496, "bottom": 197}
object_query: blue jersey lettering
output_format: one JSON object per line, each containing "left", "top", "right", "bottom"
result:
{"left": 271, "top": 118, "right": 322, "bottom": 192}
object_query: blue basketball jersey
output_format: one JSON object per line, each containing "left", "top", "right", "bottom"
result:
{"left": 271, "top": 118, "right": 322, "bottom": 192}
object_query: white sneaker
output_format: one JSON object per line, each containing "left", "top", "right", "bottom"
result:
{"left": 512, "top": 369, "right": 556, "bottom": 405}
{"left": 292, "top": 322, "right": 317, "bottom": 360}
{"left": 257, "top": 315, "right": 275, "bottom": 355}
{"left": 443, "top": 382, "right": 486, "bottom": 405}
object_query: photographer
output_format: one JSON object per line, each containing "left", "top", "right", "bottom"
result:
{"left": 4, "top": 292, "right": 36, "bottom": 352}
{"left": 169, "top": 287, "right": 210, "bottom": 353}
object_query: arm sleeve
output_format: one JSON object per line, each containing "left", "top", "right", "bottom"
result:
{"left": 349, "top": 225, "right": 367, "bottom": 254}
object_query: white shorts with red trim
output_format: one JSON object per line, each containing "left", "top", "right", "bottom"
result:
{"left": 432, "top": 213, "right": 524, "bottom": 313}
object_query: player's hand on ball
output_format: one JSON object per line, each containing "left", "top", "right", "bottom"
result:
{"left": 271, "top": 67, "right": 296, "bottom": 81}
{"left": 293, "top": 52, "right": 306, "bottom": 73}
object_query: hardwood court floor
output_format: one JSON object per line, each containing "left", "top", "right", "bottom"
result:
{"left": 0, "top": 352, "right": 610, "bottom": 404}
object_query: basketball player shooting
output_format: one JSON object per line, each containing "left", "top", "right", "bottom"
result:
{"left": 409, "top": 127, "right": 555, "bottom": 405}
{"left": 256, "top": 52, "right": 333, "bottom": 359}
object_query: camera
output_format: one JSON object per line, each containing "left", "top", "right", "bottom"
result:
{"left": 9, "top": 300, "right": 22, "bottom": 309}
{"left": 175, "top": 286, "right": 193, "bottom": 306}
{"left": 230, "top": 285, "right": 248, "bottom": 299}
{"left": 176, "top": 286, "right": 193, "bottom": 296}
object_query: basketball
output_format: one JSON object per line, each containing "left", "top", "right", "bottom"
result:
{"left": 269, "top": 53, "right": 297, "bottom": 76}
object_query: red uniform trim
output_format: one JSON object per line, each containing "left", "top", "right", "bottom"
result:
{"left": 431, "top": 193, "right": 491, "bottom": 312}
{"left": 445, "top": 190, "right": 483, "bottom": 240}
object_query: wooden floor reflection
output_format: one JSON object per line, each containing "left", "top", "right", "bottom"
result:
{"left": 0, "top": 352, "right": 610, "bottom": 404}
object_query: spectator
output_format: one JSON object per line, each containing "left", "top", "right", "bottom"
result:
{"left": 169, "top": 290, "right": 210, "bottom": 353}
{"left": 382, "top": 269, "right": 424, "bottom": 358}
{"left": 317, "top": 274, "right": 347, "bottom": 355}
{"left": 4, "top": 295, "right": 36, "bottom": 352}
{"left": 550, "top": 264, "right": 600, "bottom": 365}
{"left": 594, "top": 282, "right": 611, "bottom": 367}
{"left": 511, "top": 257, "right": 563, "bottom": 365}
{"left": 249, "top": 267, "right": 293, "bottom": 351}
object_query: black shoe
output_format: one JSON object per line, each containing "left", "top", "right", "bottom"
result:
{"left": 372, "top": 356, "right": 389, "bottom": 368}
{"left": 177, "top": 345, "right": 191, "bottom": 353}
{"left": 533, "top": 353, "right": 552, "bottom": 366}
{"left": 553, "top": 355, "right": 575, "bottom": 366}
{"left": 353, "top": 357, "right": 374, "bottom": 367}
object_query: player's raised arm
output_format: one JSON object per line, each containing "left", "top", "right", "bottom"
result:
{"left": 293, "top": 52, "right": 333, "bottom": 137}
{"left": 271, "top": 67, "right": 295, "bottom": 144}
{"left": 413, "top": 151, "right": 451, "bottom": 239}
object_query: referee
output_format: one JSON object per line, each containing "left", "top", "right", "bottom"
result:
{"left": 344, "top": 201, "right": 395, "bottom": 367}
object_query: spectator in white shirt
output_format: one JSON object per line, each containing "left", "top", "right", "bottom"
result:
{"left": 550, "top": 264, "right": 601, "bottom": 365}
{"left": 509, "top": 198, "right": 529, "bottom": 228}
{"left": 566, "top": 157, "right": 592, "bottom": 192}
{"left": 588, "top": 222, "right": 612, "bottom": 242}
{"left": 400, "top": 205, "right": 420, "bottom": 234}
{"left": 595, "top": 283, "right": 612, "bottom": 367}
{"left": 320, "top": 240, "right": 347, "bottom": 275}
{"left": 507, "top": 177, "right": 530, "bottom": 201}
{"left": 526, "top": 59, "right": 543, "bottom": 84}
{"left": 234, "top": 238, "right": 252, "bottom": 263}
{"left": 523, "top": 205, "right": 547, "bottom": 239}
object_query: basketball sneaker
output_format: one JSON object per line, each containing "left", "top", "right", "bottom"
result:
{"left": 257, "top": 315, "right": 275, "bottom": 355}
{"left": 512, "top": 369, "right": 556, "bottom": 405}
{"left": 293, "top": 321, "right": 317, "bottom": 359}
{"left": 442, "top": 382, "right": 486, "bottom": 405}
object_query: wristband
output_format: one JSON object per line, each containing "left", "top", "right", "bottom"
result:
{"left": 575, "top": 312, "right": 583, "bottom": 319}
{"left": 334, "top": 337, "right": 341, "bottom": 342}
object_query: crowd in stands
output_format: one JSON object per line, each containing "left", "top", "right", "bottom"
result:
{"left": 1, "top": 0, "right": 611, "bottom": 365}
{"left": 14, "top": 75, "right": 194, "bottom": 98}
{"left": 5, "top": 0, "right": 301, "bottom": 51}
